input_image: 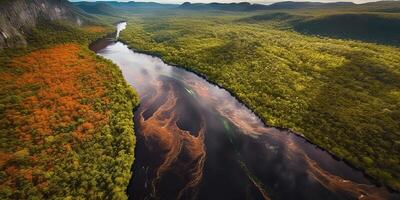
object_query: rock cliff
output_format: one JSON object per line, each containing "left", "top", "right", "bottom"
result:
{"left": 0, "top": 0, "right": 92, "bottom": 49}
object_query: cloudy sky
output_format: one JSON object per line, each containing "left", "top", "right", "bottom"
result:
{"left": 69, "top": 0, "right": 382, "bottom": 5}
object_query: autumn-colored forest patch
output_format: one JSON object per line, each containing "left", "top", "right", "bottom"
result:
{"left": 4, "top": 44, "right": 108, "bottom": 142}
{"left": 0, "top": 43, "right": 138, "bottom": 199}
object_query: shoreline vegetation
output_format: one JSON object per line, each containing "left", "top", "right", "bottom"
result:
{"left": 119, "top": 16, "right": 400, "bottom": 192}
{"left": 0, "top": 20, "right": 139, "bottom": 199}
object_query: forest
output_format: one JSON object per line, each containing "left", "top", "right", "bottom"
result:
{"left": 119, "top": 11, "right": 400, "bottom": 191}
{"left": 0, "top": 20, "right": 139, "bottom": 199}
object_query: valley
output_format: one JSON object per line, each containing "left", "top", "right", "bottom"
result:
{"left": 1, "top": 0, "right": 400, "bottom": 199}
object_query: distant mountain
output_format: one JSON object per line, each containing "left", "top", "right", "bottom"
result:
{"left": 266, "top": 1, "right": 354, "bottom": 10}
{"left": 0, "top": 0, "right": 95, "bottom": 49}
{"left": 73, "top": 1, "right": 177, "bottom": 15}
{"left": 179, "top": 2, "right": 268, "bottom": 11}
{"left": 73, "top": 2, "right": 121, "bottom": 16}
{"left": 241, "top": 12, "right": 304, "bottom": 23}
{"left": 179, "top": 1, "right": 355, "bottom": 11}
{"left": 103, "top": 1, "right": 177, "bottom": 10}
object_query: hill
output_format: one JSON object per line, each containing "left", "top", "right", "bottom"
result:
{"left": 178, "top": 1, "right": 355, "bottom": 11}
{"left": 266, "top": 1, "right": 354, "bottom": 9}
{"left": 102, "top": 1, "right": 176, "bottom": 10}
{"left": 72, "top": 1, "right": 122, "bottom": 16}
{"left": 179, "top": 2, "right": 268, "bottom": 11}
{"left": 73, "top": 1, "right": 177, "bottom": 15}
{"left": 293, "top": 13, "right": 400, "bottom": 46}
{"left": 356, "top": 1, "right": 400, "bottom": 13}
{"left": 241, "top": 1, "right": 400, "bottom": 46}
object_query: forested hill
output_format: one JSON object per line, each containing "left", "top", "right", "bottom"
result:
{"left": 179, "top": 2, "right": 268, "bottom": 11}
{"left": 72, "top": 2, "right": 122, "bottom": 16}
{"left": 241, "top": 1, "right": 400, "bottom": 46}
{"left": 293, "top": 13, "right": 400, "bottom": 46}
{"left": 105, "top": 1, "right": 176, "bottom": 9}
{"left": 0, "top": 0, "right": 95, "bottom": 49}
{"left": 178, "top": 1, "right": 355, "bottom": 11}
{"left": 266, "top": 1, "right": 354, "bottom": 9}
{"left": 73, "top": 1, "right": 177, "bottom": 13}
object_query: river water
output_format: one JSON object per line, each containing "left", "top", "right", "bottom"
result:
{"left": 91, "top": 22, "right": 398, "bottom": 200}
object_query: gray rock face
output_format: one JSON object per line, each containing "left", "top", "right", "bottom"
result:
{"left": 0, "top": 0, "right": 90, "bottom": 49}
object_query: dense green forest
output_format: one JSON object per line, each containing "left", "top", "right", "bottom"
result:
{"left": 0, "top": 20, "right": 139, "bottom": 199}
{"left": 119, "top": 11, "right": 400, "bottom": 191}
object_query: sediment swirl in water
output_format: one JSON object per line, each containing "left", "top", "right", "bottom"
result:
{"left": 137, "top": 78, "right": 206, "bottom": 199}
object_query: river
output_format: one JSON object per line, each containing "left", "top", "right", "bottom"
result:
{"left": 90, "top": 22, "right": 398, "bottom": 200}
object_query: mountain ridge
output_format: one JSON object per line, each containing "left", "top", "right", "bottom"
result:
{"left": 178, "top": 1, "right": 356, "bottom": 11}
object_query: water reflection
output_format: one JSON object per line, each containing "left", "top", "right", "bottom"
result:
{"left": 92, "top": 23, "right": 399, "bottom": 200}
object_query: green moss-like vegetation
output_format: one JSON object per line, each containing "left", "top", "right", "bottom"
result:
{"left": 120, "top": 13, "right": 400, "bottom": 191}
{"left": 0, "top": 20, "right": 139, "bottom": 199}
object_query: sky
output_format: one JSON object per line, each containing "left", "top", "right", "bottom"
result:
{"left": 68, "top": 0, "right": 383, "bottom": 5}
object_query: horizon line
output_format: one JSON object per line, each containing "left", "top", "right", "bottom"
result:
{"left": 68, "top": 0, "right": 393, "bottom": 5}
